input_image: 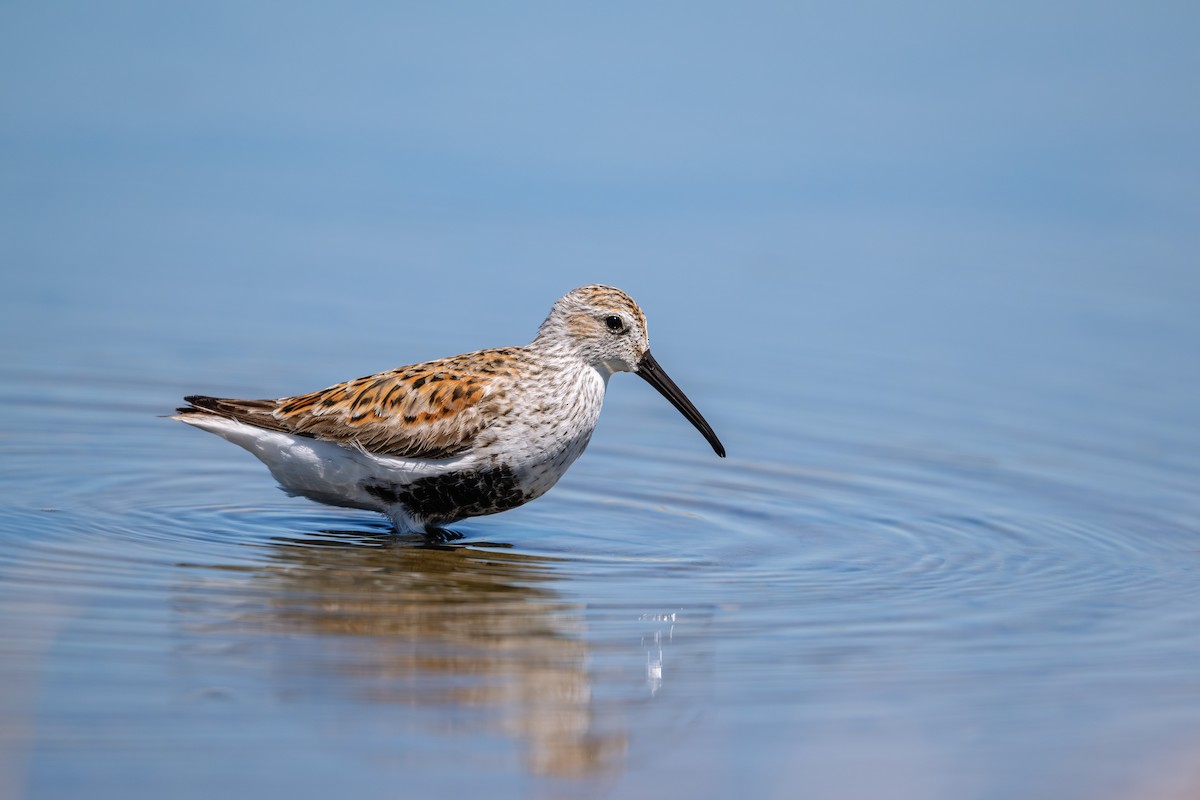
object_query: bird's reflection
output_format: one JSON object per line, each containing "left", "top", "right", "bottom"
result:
{"left": 199, "top": 527, "right": 629, "bottom": 778}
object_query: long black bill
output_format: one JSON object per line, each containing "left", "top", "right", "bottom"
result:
{"left": 635, "top": 350, "right": 726, "bottom": 457}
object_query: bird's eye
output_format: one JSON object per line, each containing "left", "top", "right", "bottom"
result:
{"left": 604, "top": 315, "right": 625, "bottom": 333}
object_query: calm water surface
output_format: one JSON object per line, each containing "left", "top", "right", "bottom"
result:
{"left": 2, "top": 257, "right": 1199, "bottom": 800}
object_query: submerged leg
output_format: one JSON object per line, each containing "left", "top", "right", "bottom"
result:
{"left": 422, "top": 526, "right": 465, "bottom": 543}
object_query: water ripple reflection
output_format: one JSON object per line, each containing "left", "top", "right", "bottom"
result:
{"left": 172, "top": 531, "right": 716, "bottom": 778}
{"left": 2, "top": 359, "right": 1200, "bottom": 798}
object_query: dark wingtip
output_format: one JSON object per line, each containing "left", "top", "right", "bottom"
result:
{"left": 180, "top": 395, "right": 225, "bottom": 413}
{"left": 175, "top": 395, "right": 206, "bottom": 415}
{"left": 173, "top": 394, "right": 287, "bottom": 433}
{"left": 174, "top": 395, "right": 232, "bottom": 418}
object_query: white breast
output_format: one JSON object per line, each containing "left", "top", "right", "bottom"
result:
{"left": 487, "top": 362, "right": 610, "bottom": 501}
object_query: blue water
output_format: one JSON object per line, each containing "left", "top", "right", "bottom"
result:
{"left": 3, "top": 4, "right": 1200, "bottom": 799}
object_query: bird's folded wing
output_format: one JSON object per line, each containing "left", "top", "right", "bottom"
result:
{"left": 183, "top": 349, "right": 521, "bottom": 460}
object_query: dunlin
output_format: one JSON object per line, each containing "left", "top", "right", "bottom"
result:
{"left": 175, "top": 285, "right": 725, "bottom": 534}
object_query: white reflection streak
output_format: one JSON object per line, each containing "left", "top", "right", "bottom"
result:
{"left": 640, "top": 612, "right": 677, "bottom": 697}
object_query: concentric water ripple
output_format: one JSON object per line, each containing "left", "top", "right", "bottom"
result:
{"left": 3, "top": 355, "right": 1200, "bottom": 799}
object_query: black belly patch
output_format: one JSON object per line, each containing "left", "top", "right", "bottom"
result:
{"left": 363, "top": 465, "right": 529, "bottom": 524}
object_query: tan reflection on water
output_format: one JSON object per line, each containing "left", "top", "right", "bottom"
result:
{"left": 200, "top": 531, "right": 628, "bottom": 778}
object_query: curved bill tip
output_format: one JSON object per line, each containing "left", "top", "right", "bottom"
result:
{"left": 635, "top": 350, "right": 726, "bottom": 458}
